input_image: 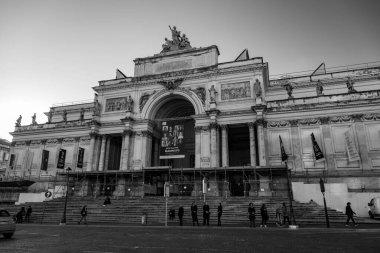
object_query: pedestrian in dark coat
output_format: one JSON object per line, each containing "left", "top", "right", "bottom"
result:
{"left": 78, "top": 205, "right": 88, "bottom": 224}
{"left": 178, "top": 206, "right": 184, "bottom": 226}
{"left": 25, "top": 205, "right": 32, "bottom": 222}
{"left": 203, "top": 202, "right": 210, "bottom": 226}
{"left": 16, "top": 207, "right": 26, "bottom": 223}
{"left": 260, "top": 204, "right": 269, "bottom": 227}
{"left": 191, "top": 202, "right": 199, "bottom": 226}
{"left": 217, "top": 203, "right": 223, "bottom": 226}
{"left": 345, "top": 202, "right": 358, "bottom": 227}
{"left": 248, "top": 202, "right": 256, "bottom": 228}
{"left": 282, "top": 202, "right": 290, "bottom": 225}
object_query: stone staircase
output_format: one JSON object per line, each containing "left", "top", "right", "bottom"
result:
{"left": 0, "top": 196, "right": 353, "bottom": 226}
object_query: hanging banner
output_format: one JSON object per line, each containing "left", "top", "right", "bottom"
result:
{"left": 77, "top": 147, "right": 85, "bottom": 168}
{"left": 311, "top": 133, "right": 325, "bottom": 161}
{"left": 344, "top": 130, "right": 360, "bottom": 162}
{"left": 279, "top": 135, "right": 288, "bottom": 162}
{"left": 57, "top": 148, "right": 66, "bottom": 169}
{"left": 160, "top": 121, "right": 185, "bottom": 159}
{"left": 41, "top": 150, "right": 49, "bottom": 171}
{"left": 9, "top": 154, "right": 15, "bottom": 170}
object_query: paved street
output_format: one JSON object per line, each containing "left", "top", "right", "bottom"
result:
{"left": 1, "top": 224, "right": 380, "bottom": 253}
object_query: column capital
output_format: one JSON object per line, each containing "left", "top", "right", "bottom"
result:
{"left": 220, "top": 124, "right": 228, "bottom": 130}
{"left": 319, "top": 117, "right": 330, "bottom": 125}
{"left": 194, "top": 126, "right": 203, "bottom": 132}
{"left": 289, "top": 120, "right": 298, "bottom": 127}
{"left": 122, "top": 129, "right": 133, "bottom": 136}
{"left": 209, "top": 122, "right": 219, "bottom": 130}
{"left": 351, "top": 114, "right": 364, "bottom": 122}
{"left": 248, "top": 122, "right": 255, "bottom": 129}
{"left": 89, "top": 132, "right": 98, "bottom": 138}
{"left": 256, "top": 119, "right": 267, "bottom": 128}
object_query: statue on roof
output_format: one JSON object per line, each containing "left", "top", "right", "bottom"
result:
{"left": 316, "top": 80, "right": 324, "bottom": 96}
{"left": 161, "top": 26, "right": 192, "bottom": 53}
{"left": 15, "top": 115, "right": 22, "bottom": 127}
{"left": 346, "top": 77, "right": 357, "bottom": 93}
{"left": 32, "top": 113, "right": 37, "bottom": 125}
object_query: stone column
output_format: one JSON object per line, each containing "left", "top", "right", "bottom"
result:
{"left": 93, "top": 136, "right": 101, "bottom": 171}
{"left": 153, "top": 136, "right": 160, "bottom": 167}
{"left": 195, "top": 126, "right": 202, "bottom": 168}
{"left": 320, "top": 117, "right": 335, "bottom": 171}
{"left": 104, "top": 137, "right": 111, "bottom": 171}
{"left": 72, "top": 138, "right": 80, "bottom": 171}
{"left": 289, "top": 120, "right": 302, "bottom": 172}
{"left": 221, "top": 125, "right": 229, "bottom": 167}
{"left": 140, "top": 131, "right": 149, "bottom": 168}
{"left": 86, "top": 133, "right": 97, "bottom": 171}
{"left": 248, "top": 122, "right": 256, "bottom": 167}
{"left": 210, "top": 123, "right": 218, "bottom": 167}
{"left": 121, "top": 130, "right": 132, "bottom": 171}
{"left": 353, "top": 115, "right": 371, "bottom": 170}
{"left": 98, "top": 135, "right": 107, "bottom": 171}
{"left": 256, "top": 119, "right": 267, "bottom": 166}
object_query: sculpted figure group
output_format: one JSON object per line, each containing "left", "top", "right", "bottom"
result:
{"left": 161, "top": 26, "right": 192, "bottom": 53}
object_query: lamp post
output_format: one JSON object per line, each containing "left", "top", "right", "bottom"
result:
{"left": 60, "top": 167, "right": 71, "bottom": 225}
{"left": 286, "top": 162, "right": 297, "bottom": 226}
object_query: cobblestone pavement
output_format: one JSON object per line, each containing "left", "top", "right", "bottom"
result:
{"left": 0, "top": 224, "right": 380, "bottom": 253}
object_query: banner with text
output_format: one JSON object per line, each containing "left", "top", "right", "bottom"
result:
{"left": 77, "top": 147, "right": 85, "bottom": 168}
{"left": 344, "top": 130, "right": 360, "bottom": 162}
{"left": 57, "top": 148, "right": 66, "bottom": 169}
{"left": 160, "top": 121, "right": 185, "bottom": 159}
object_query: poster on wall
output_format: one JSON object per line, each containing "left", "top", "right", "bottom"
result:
{"left": 40, "top": 150, "right": 49, "bottom": 171}
{"left": 77, "top": 148, "right": 85, "bottom": 168}
{"left": 344, "top": 130, "right": 360, "bottom": 162}
{"left": 57, "top": 148, "right": 66, "bottom": 169}
{"left": 160, "top": 121, "right": 185, "bottom": 159}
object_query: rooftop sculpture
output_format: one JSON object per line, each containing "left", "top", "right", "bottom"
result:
{"left": 161, "top": 26, "right": 192, "bottom": 53}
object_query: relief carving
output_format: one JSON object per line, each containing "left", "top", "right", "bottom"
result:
{"left": 192, "top": 87, "right": 206, "bottom": 105}
{"left": 330, "top": 115, "right": 353, "bottom": 124}
{"left": 105, "top": 96, "right": 133, "bottom": 112}
{"left": 298, "top": 118, "right": 320, "bottom": 126}
{"left": 221, "top": 81, "right": 250, "bottom": 100}
{"left": 267, "top": 121, "right": 289, "bottom": 128}
{"left": 157, "top": 78, "right": 184, "bottom": 90}
{"left": 362, "top": 113, "right": 380, "bottom": 121}
{"left": 139, "top": 91, "right": 156, "bottom": 112}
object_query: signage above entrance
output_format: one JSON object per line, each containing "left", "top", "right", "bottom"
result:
{"left": 160, "top": 121, "right": 185, "bottom": 159}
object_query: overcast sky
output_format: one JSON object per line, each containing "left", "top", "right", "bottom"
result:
{"left": 1, "top": 0, "right": 379, "bottom": 141}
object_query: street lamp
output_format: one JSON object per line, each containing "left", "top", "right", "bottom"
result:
{"left": 60, "top": 167, "right": 71, "bottom": 225}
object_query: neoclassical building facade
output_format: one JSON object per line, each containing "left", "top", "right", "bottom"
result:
{"left": 5, "top": 28, "right": 380, "bottom": 211}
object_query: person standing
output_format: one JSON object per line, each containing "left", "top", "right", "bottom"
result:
{"left": 78, "top": 205, "right": 88, "bottom": 225}
{"left": 282, "top": 202, "right": 290, "bottom": 225}
{"left": 25, "top": 205, "right": 33, "bottom": 222}
{"left": 178, "top": 206, "right": 184, "bottom": 226}
{"left": 260, "top": 204, "right": 269, "bottom": 228}
{"left": 345, "top": 202, "right": 358, "bottom": 227}
{"left": 275, "top": 205, "right": 282, "bottom": 226}
{"left": 217, "top": 203, "right": 223, "bottom": 226}
{"left": 191, "top": 202, "right": 199, "bottom": 226}
{"left": 248, "top": 203, "right": 256, "bottom": 228}
{"left": 203, "top": 202, "right": 210, "bottom": 226}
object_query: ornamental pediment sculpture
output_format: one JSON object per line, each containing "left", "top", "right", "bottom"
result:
{"left": 161, "top": 26, "right": 192, "bottom": 53}
{"left": 157, "top": 78, "right": 184, "bottom": 90}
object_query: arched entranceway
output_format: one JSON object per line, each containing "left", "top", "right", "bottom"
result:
{"left": 150, "top": 96, "right": 195, "bottom": 169}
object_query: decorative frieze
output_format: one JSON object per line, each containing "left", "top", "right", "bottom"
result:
{"left": 298, "top": 118, "right": 320, "bottom": 126}
{"left": 30, "top": 140, "right": 43, "bottom": 146}
{"left": 105, "top": 96, "right": 133, "bottom": 112}
{"left": 362, "top": 113, "right": 380, "bottom": 121}
{"left": 63, "top": 138, "right": 76, "bottom": 143}
{"left": 330, "top": 115, "right": 353, "bottom": 124}
{"left": 46, "top": 139, "right": 59, "bottom": 144}
{"left": 80, "top": 136, "right": 91, "bottom": 143}
{"left": 267, "top": 121, "right": 289, "bottom": 128}
{"left": 15, "top": 141, "right": 27, "bottom": 147}
{"left": 221, "top": 81, "right": 251, "bottom": 100}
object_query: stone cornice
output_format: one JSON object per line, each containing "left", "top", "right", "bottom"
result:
{"left": 94, "top": 64, "right": 263, "bottom": 93}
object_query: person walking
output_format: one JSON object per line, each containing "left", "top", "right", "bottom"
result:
{"left": 275, "top": 205, "right": 282, "bottom": 226}
{"left": 25, "top": 205, "right": 33, "bottom": 223}
{"left": 345, "top": 202, "right": 358, "bottom": 227}
{"left": 178, "top": 206, "right": 184, "bottom": 226}
{"left": 78, "top": 205, "right": 88, "bottom": 225}
{"left": 217, "top": 203, "right": 223, "bottom": 226}
{"left": 191, "top": 202, "right": 199, "bottom": 226}
{"left": 203, "top": 202, "right": 210, "bottom": 226}
{"left": 248, "top": 202, "right": 256, "bottom": 228}
{"left": 282, "top": 202, "right": 290, "bottom": 225}
{"left": 260, "top": 204, "right": 269, "bottom": 228}
{"left": 16, "top": 207, "right": 26, "bottom": 223}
